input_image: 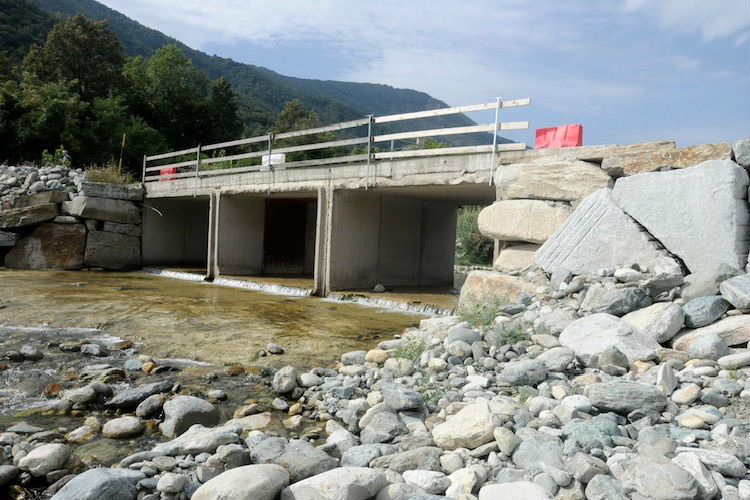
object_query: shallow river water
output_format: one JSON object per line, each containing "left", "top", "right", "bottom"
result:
{"left": 0, "top": 270, "right": 423, "bottom": 369}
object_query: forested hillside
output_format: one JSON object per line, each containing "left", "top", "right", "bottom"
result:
{"left": 33, "top": 0, "right": 484, "bottom": 138}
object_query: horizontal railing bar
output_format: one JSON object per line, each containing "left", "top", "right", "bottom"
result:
{"left": 274, "top": 118, "right": 371, "bottom": 140}
{"left": 373, "top": 98, "right": 530, "bottom": 124}
{"left": 197, "top": 165, "right": 262, "bottom": 177}
{"left": 275, "top": 153, "right": 369, "bottom": 169}
{"left": 144, "top": 170, "right": 198, "bottom": 181}
{"left": 373, "top": 121, "right": 528, "bottom": 143}
{"left": 146, "top": 146, "right": 199, "bottom": 162}
{"left": 200, "top": 150, "right": 265, "bottom": 165}
{"left": 202, "top": 134, "right": 269, "bottom": 151}
{"left": 371, "top": 143, "right": 525, "bottom": 159}
{"left": 273, "top": 136, "right": 369, "bottom": 155}
{"left": 145, "top": 159, "right": 198, "bottom": 172}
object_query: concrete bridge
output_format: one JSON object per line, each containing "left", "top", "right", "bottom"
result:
{"left": 141, "top": 100, "right": 531, "bottom": 296}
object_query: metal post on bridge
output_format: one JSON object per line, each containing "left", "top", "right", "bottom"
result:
{"left": 267, "top": 132, "right": 273, "bottom": 195}
{"left": 141, "top": 154, "right": 147, "bottom": 184}
{"left": 489, "top": 96, "right": 501, "bottom": 186}
{"left": 365, "top": 114, "right": 374, "bottom": 190}
{"left": 194, "top": 144, "right": 202, "bottom": 197}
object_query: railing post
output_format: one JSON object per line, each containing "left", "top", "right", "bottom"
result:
{"left": 194, "top": 144, "right": 202, "bottom": 197}
{"left": 141, "top": 154, "right": 147, "bottom": 184}
{"left": 489, "top": 96, "right": 501, "bottom": 186}
{"left": 267, "top": 132, "right": 273, "bottom": 194}
{"left": 365, "top": 114, "right": 374, "bottom": 190}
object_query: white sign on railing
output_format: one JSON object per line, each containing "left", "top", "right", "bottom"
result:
{"left": 262, "top": 153, "right": 286, "bottom": 166}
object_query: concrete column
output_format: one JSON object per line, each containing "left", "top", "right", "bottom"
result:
{"left": 206, "top": 192, "right": 218, "bottom": 280}
{"left": 314, "top": 187, "right": 329, "bottom": 296}
{"left": 216, "top": 194, "right": 265, "bottom": 276}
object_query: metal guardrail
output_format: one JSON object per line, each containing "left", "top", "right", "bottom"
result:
{"left": 142, "top": 98, "right": 531, "bottom": 186}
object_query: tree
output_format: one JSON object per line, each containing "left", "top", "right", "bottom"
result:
{"left": 124, "top": 44, "right": 210, "bottom": 149}
{"left": 23, "top": 14, "right": 125, "bottom": 101}
{"left": 273, "top": 99, "right": 333, "bottom": 161}
{"left": 208, "top": 76, "right": 243, "bottom": 143}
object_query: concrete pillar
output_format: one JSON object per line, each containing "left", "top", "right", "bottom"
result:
{"left": 313, "top": 187, "right": 329, "bottom": 296}
{"left": 142, "top": 197, "right": 210, "bottom": 267}
{"left": 216, "top": 194, "right": 265, "bottom": 276}
{"left": 206, "top": 192, "right": 218, "bottom": 280}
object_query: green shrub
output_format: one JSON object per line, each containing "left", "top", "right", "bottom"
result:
{"left": 456, "top": 205, "right": 493, "bottom": 266}
{"left": 392, "top": 336, "right": 428, "bottom": 361}
{"left": 459, "top": 295, "right": 509, "bottom": 329}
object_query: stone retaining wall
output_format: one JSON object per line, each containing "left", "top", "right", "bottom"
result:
{"left": 0, "top": 165, "right": 143, "bottom": 270}
{"left": 481, "top": 138, "right": 750, "bottom": 273}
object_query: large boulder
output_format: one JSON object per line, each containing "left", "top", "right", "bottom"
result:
{"left": 105, "top": 380, "right": 174, "bottom": 410}
{"left": 84, "top": 231, "right": 140, "bottom": 270}
{"left": 478, "top": 481, "right": 553, "bottom": 500}
{"left": 431, "top": 399, "right": 497, "bottom": 451}
{"left": 620, "top": 446, "right": 698, "bottom": 500}
{"left": 535, "top": 189, "right": 677, "bottom": 276}
{"left": 62, "top": 196, "right": 139, "bottom": 224}
{"left": 280, "top": 466, "right": 387, "bottom": 500}
{"left": 601, "top": 141, "right": 732, "bottom": 177}
{"left": 0, "top": 203, "right": 57, "bottom": 229}
{"left": 79, "top": 182, "right": 144, "bottom": 201}
{"left": 4, "top": 223, "right": 86, "bottom": 270}
{"left": 251, "top": 438, "right": 338, "bottom": 482}
{"left": 622, "top": 302, "right": 685, "bottom": 343}
{"left": 734, "top": 137, "right": 750, "bottom": 169}
{"left": 494, "top": 243, "right": 539, "bottom": 271}
{"left": 191, "top": 464, "right": 289, "bottom": 500}
{"left": 152, "top": 425, "right": 240, "bottom": 456}
{"left": 51, "top": 468, "right": 141, "bottom": 500}
{"left": 494, "top": 159, "right": 613, "bottom": 201}
{"left": 671, "top": 314, "right": 750, "bottom": 350}
{"left": 587, "top": 381, "right": 667, "bottom": 414}
{"left": 478, "top": 200, "right": 571, "bottom": 244}
{"left": 559, "top": 313, "right": 661, "bottom": 366}
{"left": 458, "top": 271, "right": 538, "bottom": 312}
{"left": 613, "top": 160, "right": 750, "bottom": 274}
{"left": 159, "top": 395, "right": 220, "bottom": 438}
{"left": 18, "top": 443, "right": 69, "bottom": 477}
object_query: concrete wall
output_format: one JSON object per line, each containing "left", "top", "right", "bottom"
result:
{"left": 142, "top": 197, "right": 209, "bottom": 266}
{"left": 378, "top": 195, "right": 422, "bottom": 285}
{"left": 328, "top": 190, "right": 457, "bottom": 290}
{"left": 419, "top": 201, "right": 458, "bottom": 285}
{"left": 329, "top": 190, "right": 381, "bottom": 289}
{"left": 216, "top": 194, "right": 265, "bottom": 275}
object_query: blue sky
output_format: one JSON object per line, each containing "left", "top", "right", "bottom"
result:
{"left": 99, "top": 0, "right": 749, "bottom": 147}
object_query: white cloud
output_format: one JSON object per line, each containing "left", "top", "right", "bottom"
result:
{"left": 623, "top": 0, "right": 750, "bottom": 41}
{"left": 671, "top": 55, "right": 702, "bottom": 71}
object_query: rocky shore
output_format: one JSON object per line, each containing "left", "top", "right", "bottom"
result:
{"left": 1, "top": 258, "right": 749, "bottom": 500}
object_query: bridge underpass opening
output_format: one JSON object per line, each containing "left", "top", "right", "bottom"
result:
{"left": 215, "top": 193, "right": 318, "bottom": 288}
{"left": 327, "top": 184, "right": 495, "bottom": 292}
{"left": 142, "top": 196, "right": 210, "bottom": 270}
